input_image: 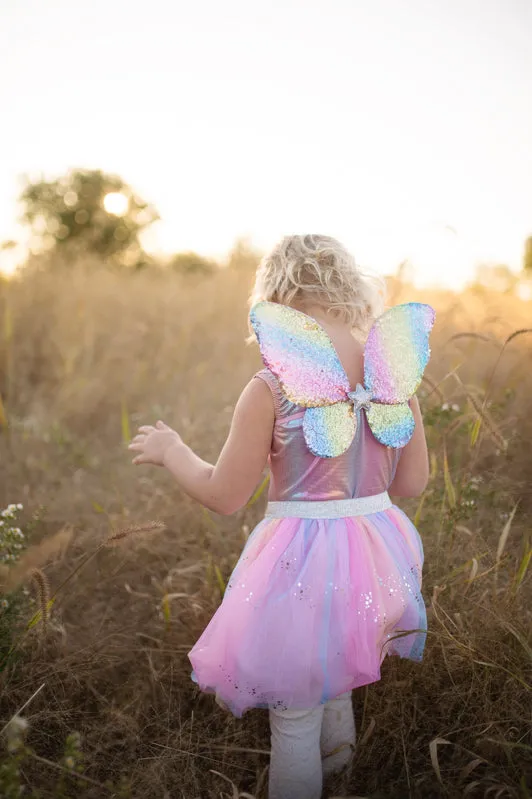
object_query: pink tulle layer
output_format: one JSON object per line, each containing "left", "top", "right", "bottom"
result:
{"left": 189, "top": 506, "right": 426, "bottom": 717}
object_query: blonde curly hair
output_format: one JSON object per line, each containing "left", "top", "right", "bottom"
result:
{"left": 249, "top": 234, "right": 385, "bottom": 334}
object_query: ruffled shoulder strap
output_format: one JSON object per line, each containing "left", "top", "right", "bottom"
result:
{"left": 253, "top": 368, "right": 294, "bottom": 419}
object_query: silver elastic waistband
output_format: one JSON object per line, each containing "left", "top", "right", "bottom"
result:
{"left": 265, "top": 492, "right": 392, "bottom": 519}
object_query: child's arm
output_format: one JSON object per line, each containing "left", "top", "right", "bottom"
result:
{"left": 388, "top": 396, "right": 429, "bottom": 498}
{"left": 128, "top": 378, "right": 274, "bottom": 515}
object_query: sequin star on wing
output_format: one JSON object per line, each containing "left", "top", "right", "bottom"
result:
{"left": 249, "top": 301, "right": 436, "bottom": 458}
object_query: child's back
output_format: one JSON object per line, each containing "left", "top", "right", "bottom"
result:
{"left": 258, "top": 366, "right": 401, "bottom": 502}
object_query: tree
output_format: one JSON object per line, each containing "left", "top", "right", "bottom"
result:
{"left": 524, "top": 236, "right": 532, "bottom": 273}
{"left": 19, "top": 169, "right": 159, "bottom": 266}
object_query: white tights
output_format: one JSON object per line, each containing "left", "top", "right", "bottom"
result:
{"left": 268, "top": 691, "right": 355, "bottom": 799}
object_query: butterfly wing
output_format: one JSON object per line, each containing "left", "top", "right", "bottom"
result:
{"left": 366, "top": 402, "right": 415, "bottom": 448}
{"left": 364, "top": 303, "right": 435, "bottom": 404}
{"left": 249, "top": 301, "right": 350, "bottom": 406}
{"left": 303, "top": 403, "right": 356, "bottom": 458}
{"left": 250, "top": 302, "right": 357, "bottom": 457}
{"left": 364, "top": 303, "right": 435, "bottom": 448}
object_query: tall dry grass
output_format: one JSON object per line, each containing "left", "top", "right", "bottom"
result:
{"left": 0, "top": 260, "right": 531, "bottom": 798}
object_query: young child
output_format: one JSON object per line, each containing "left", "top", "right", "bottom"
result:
{"left": 129, "top": 234, "right": 434, "bottom": 799}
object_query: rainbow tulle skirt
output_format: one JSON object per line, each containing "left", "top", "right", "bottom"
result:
{"left": 188, "top": 493, "right": 426, "bottom": 717}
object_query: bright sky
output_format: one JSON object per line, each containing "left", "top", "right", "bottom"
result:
{"left": 1, "top": 0, "right": 532, "bottom": 287}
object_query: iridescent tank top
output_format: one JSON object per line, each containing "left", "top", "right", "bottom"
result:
{"left": 255, "top": 369, "right": 401, "bottom": 502}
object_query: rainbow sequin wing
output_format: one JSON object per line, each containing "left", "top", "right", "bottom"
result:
{"left": 303, "top": 403, "right": 356, "bottom": 458}
{"left": 365, "top": 303, "right": 435, "bottom": 403}
{"left": 364, "top": 303, "right": 435, "bottom": 448}
{"left": 249, "top": 302, "right": 355, "bottom": 457}
{"left": 249, "top": 301, "right": 350, "bottom": 405}
{"left": 365, "top": 403, "right": 415, "bottom": 448}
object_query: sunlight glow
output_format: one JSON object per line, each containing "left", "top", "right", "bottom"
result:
{"left": 103, "top": 192, "right": 129, "bottom": 217}
{"left": 403, "top": 225, "right": 476, "bottom": 291}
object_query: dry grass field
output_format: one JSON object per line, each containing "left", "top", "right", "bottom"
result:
{"left": 0, "top": 260, "right": 531, "bottom": 798}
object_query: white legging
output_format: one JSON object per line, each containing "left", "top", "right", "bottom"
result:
{"left": 268, "top": 691, "right": 356, "bottom": 799}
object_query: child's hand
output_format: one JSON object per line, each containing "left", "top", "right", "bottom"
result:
{"left": 128, "top": 421, "right": 182, "bottom": 467}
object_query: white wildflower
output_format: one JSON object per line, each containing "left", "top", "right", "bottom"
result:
{"left": 452, "top": 403, "right": 460, "bottom": 412}
{"left": 5, "top": 715, "right": 29, "bottom": 752}
{"left": 441, "top": 402, "right": 449, "bottom": 411}
{"left": 64, "top": 756, "right": 75, "bottom": 769}
{"left": 1, "top": 598, "right": 9, "bottom": 609}
{"left": 6, "top": 716, "right": 27, "bottom": 735}
{"left": 16, "top": 503, "right": 23, "bottom": 510}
